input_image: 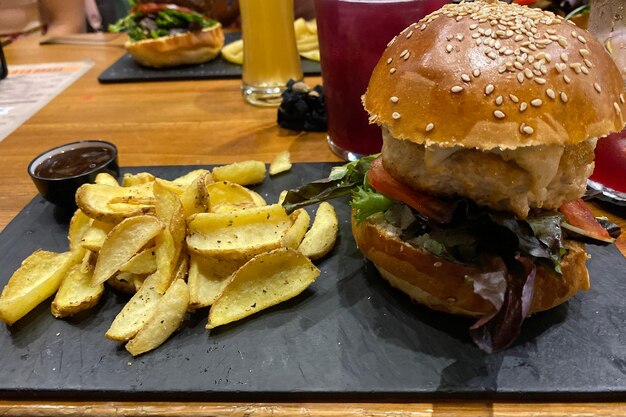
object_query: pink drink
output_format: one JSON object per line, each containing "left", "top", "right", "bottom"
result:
{"left": 315, "top": 0, "right": 447, "bottom": 160}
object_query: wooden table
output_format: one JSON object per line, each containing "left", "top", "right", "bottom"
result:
{"left": 1, "top": 34, "right": 625, "bottom": 417}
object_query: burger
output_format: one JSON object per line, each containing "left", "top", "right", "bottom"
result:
{"left": 283, "top": 0, "right": 625, "bottom": 352}
{"left": 109, "top": 0, "right": 225, "bottom": 68}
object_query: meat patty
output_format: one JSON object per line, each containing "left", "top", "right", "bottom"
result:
{"left": 381, "top": 128, "right": 596, "bottom": 218}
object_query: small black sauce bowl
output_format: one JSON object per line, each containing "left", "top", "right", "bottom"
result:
{"left": 27, "top": 140, "right": 120, "bottom": 209}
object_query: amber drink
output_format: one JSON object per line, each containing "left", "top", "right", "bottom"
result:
{"left": 240, "top": 0, "right": 303, "bottom": 106}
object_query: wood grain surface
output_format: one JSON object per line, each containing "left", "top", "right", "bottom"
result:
{"left": 1, "top": 34, "right": 625, "bottom": 417}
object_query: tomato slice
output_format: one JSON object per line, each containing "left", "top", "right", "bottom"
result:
{"left": 559, "top": 199, "right": 610, "bottom": 240}
{"left": 366, "top": 157, "right": 455, "bottom": 223}
{"left": 133, "top": 3, "right": 195, "bottom": 15}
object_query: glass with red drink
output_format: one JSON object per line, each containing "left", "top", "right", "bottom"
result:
{"left": 314, "top": 0, "right": 447, "bottom": 161}
{"left": 588, "top": 30, "right": 626, "bottom": 201}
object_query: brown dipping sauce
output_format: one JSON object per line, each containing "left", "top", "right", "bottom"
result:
{"left": 34, "top": 146, "right": 115, "bottom": 179}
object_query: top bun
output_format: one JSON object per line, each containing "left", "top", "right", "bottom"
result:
{"left": 362, "top": 0, "right": 626, "bottom": 150}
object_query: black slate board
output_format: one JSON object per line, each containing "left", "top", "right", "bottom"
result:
{"left": 98, "top": 32, "right": 321, "bottom": 84}
{"left": 1, "top": 163, "right": 626, "bottom": 402}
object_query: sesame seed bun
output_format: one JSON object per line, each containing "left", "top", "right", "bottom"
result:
{"left": 352, "top": 214, "right": 590, "bottom": 317}
{"left": 362, "top": 0, "right": 626, "bottom": 150}
{"left": 125, "top": 24, "right": 224, "bottom": 68}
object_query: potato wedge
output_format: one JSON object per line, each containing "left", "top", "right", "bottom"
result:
{"left": 269, "top": 151, "right": 292, "bottom": 176}
{"left": 108, "top": 272, "right": 145, "bottom": 294}
{"left": 207, "top": 181, "right": 266, "bottom": 213}
{"left": 0, "top": 250, "right": 79, "bottom": 325}
{"left": 68, "top": 209, "right": 92, "bottom": 253}
{"left": 92, "top": 215, "right": 164, "bottom": 286}
{"left": 221, "top": 39, "right": 244, "bottom": 65}
{"left": 79, "top": 249, "right": 97, "bottom": 274}
{"left": 281, "top": 208, "right": 310, "bottom": 250}
{"left": 122, "top": 172, "right": 155, "bottom": 187}
{"left": 106, "top": 275, "right": 162, "bottom": 341}
{"left": 186, "top": 204, "right": 294, "bottom": 259}
{"left": 173, "top": 169, "right": 213, "bottom": 187}
{"left": 51, "top": 265, "right": 104, "bottom": 318}
{"left": 125, "top": 279, "right": 189, "bottom": 356}
{"left": 95, "top": 172, "right": 119, "bottom": 187}
{"left": 76, "top": 182, "right": 155, "bottom": 223}
{"left": 119, "top": 247, "right": 157, "bottom": 275}
{"left": 180, "top": 172, "right": 210, "bottom": 219}
{"left": 212, "top": 160, "right": 266, "bottom": 186}
{"left": 80, "top": 220, "right": 114, "bottom": 252}
{"left": 298, "top": 202, "right": 339, "bottom": 260}
{"left": 207, "top": 248, "right": 320, "bottom": 329}
{"left": 188, "top": 254, "right": 244, "bottom": 309}
{"left": 152, "top": 180, "right": 186, "bottom": 293}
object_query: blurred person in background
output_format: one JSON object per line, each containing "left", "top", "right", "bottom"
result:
{"left": 0, "top": 0, "right": 85, "bottom": 41}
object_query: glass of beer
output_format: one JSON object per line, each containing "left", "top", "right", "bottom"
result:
{"left": 314, "top": 0, "right": 447, "bottom": 160}
{"left": 240, "top": 0, "right": 303, "bottom": 107}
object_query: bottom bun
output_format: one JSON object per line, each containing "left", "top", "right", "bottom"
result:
{"left": 352, "top": 214, "right": 590, "bottom": 317}
{"left": 125, "top": 24, "right": 224, "bottom": 68}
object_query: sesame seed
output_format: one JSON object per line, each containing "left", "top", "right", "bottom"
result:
{"left": 451, "top": 85, "right": 464, "bottom": 93}
{"left": 488, "top": 51, "right": 497, "bottom": 60}
{"left": 387, "top": 37, "right": 396, "bottom": 47}
{"left": 522, "top": 125, "right": 534, "bottom": 135}
{"left": 583, "top": 59, "right": 593, "bottom": 68}
{"left": 392, "top": 112, "right": 401, "bottom": 120}
{"left": 473, "top": 69, "right": 481, "bottom": 77}
{"left": 571, "top": 30, "right": 578, "bottom": 38}
{"left": 400, "top": 49, "right": 408, "bottom": 57}
{"left": 594, "top": 83, "right": 602, "bottom": 93}
{"left": 403, "top": 52, "right": 411, "bottom": 60}
{"left": 390, "top": 96, "right": 399, "bottom": 103}
{"left": 470, "top": 23, "right": 478, "bottom": 30}
{"left": 514, "top": 62, "right": 524, "bottom": 70}
{"left": 386, "top": 58, "right": 392, "bottom": 64}
{"left": 563, "top": 74, "right": 571, "bottom": 84}
{"left": 560, "top": 92, "right": 568, "bottom": 103}
{"left": 546, "top": 89, "right": 556, "bottom": 99}
{"left": 406, "top": 30, "right": 413, "bottom": 39}
{"left": 509, "top": 94, "right": 519, "bottom": 103}
{"left": 446, "top": 44, "right": 454, "bottom": 53}
{"left": 517, "top": 73, "right": 525, "bottom": 83}
{"left": 558, "top": 38, "right": 568, "bottom": 48}
{"left": 495, "top": 95, "right": 503, "bottom": 106}
{"left": 485, "top": 84, "right": 495, "bottom": 95}
{"left": 577, "top": 35, "right": 587, "bottom": 44}
{"left": 524, "top": 68, "right": 534, "bottom": 79}
{"left": 621, "top": 94, "right": 625, "bottom": 104}
{"left": 472, "top": 32, "right": 481, "bottom": 39}
{"left": 534, "top": 77, "right": 547, "bottom": 85}
{"left": 531, "top": 98, "right": 543, "bottom": 107}
{"left": 425, "top": 123, "right": 435, "bottom": 132}
{"left": 579, "top": 49, "right": 590, "bottom": 57}
{"left": 456, "top": 33, "right": 464, "bottom": 41}
{"left": 461, "top": 74, "right": 471, "bottom": 82}
{"left": 494, "top": 110, "right": 506, "bottom": 119}
{"left": 515, "top": 34, "right": 524, "bottom": 42}
{"left": 560, "top": 52, "right": 569, "bottom": 62}
{"left": 614, "top": 102, "right": 622, "bottom": 113}
{"left": 389, "top": 68, "right": 396, "bottom": 74}
{"left": 581, "top": 66, "right": 589, "bottom": 75}
{"left": 520, "top": 102, "right": 528, "bottom": 112}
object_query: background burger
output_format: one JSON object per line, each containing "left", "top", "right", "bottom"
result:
{"left": 284, "top": 0, "right": 624, "bottom": 352}
{"left": 109, "top": 0, "right": 225, "bottom": 68}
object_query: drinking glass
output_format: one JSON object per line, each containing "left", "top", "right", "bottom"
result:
{"left": 240, "top": 0, "right": 303, "bottom": 107}
{"left": 588, "top": 29, "right": 626, "bottom": 199}
{"left": 314, "top": 0, "right": 447, "bottom": 161}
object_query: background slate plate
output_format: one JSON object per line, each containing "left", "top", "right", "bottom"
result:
{"left": 1, "top": 163, "right": 626, "bottom": 401}
{"left": 98, "top": 32, "right": 321, "bottom": 84}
